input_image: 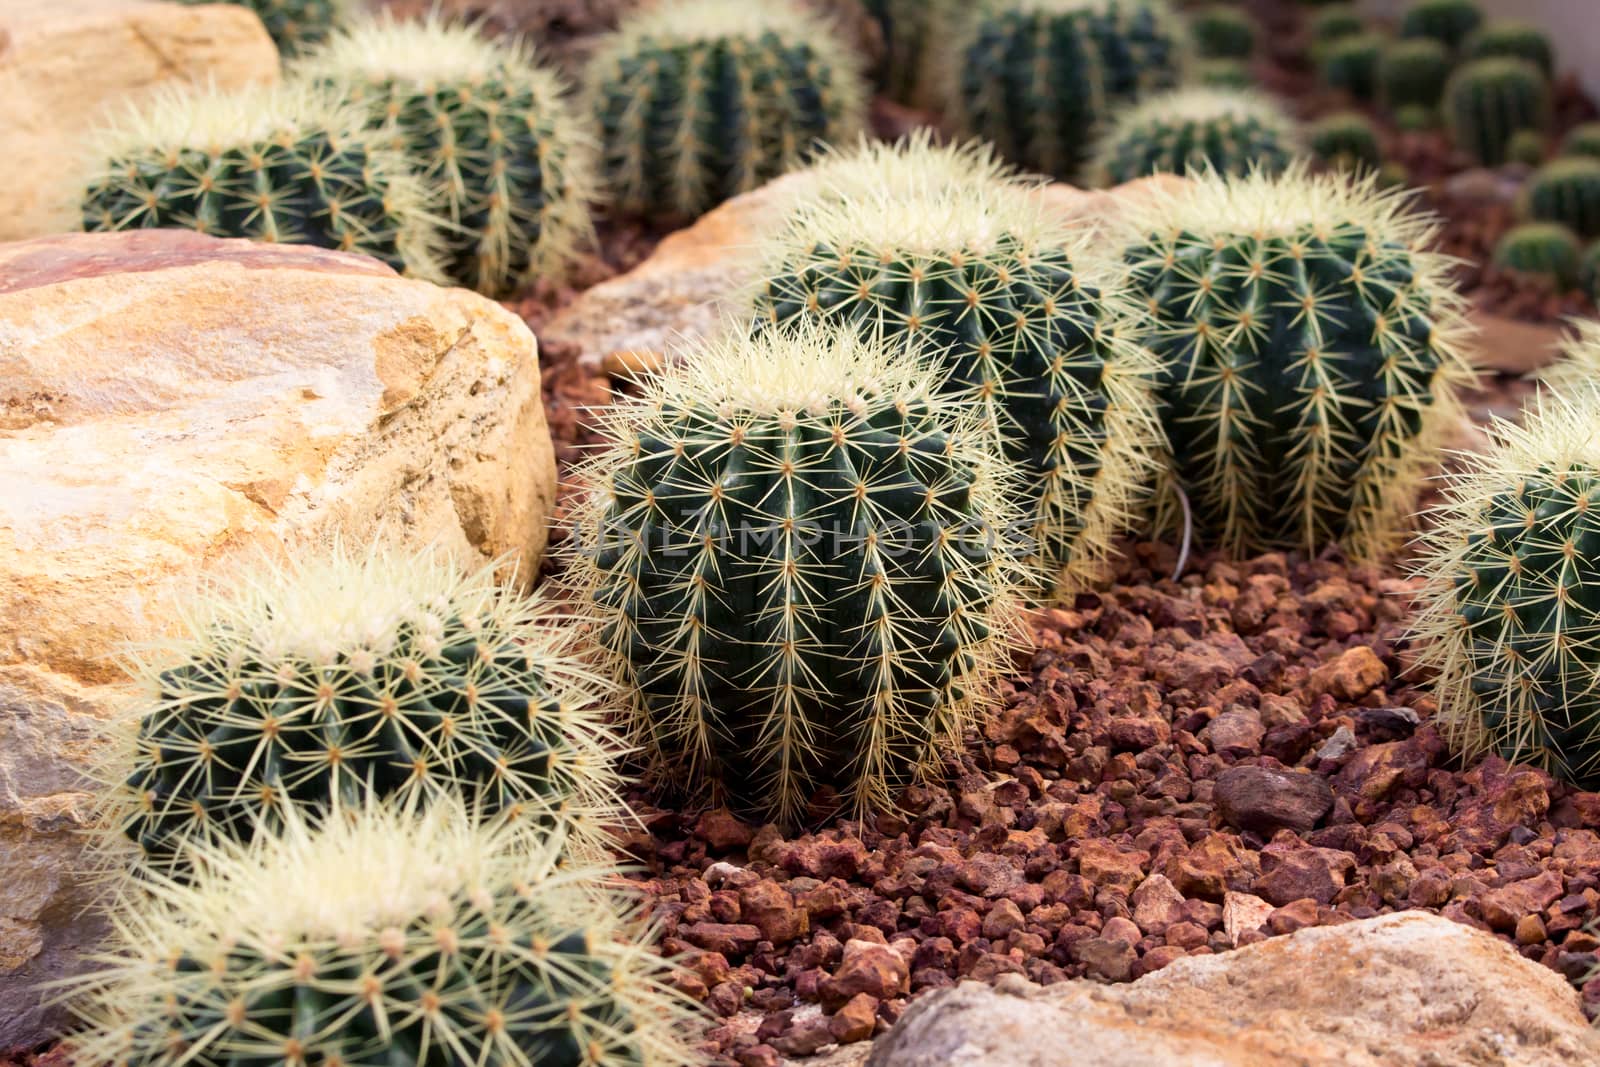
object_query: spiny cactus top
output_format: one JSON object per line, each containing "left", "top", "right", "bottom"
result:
{"left": 566, "top": 324, "right": 1030, "bottom": 824}
{"left": 69, "top": 802, "right": 700, "bottom": 1067}
{"left": 1493, "top": 221, "right": 1582, "bottom": 287}
{"left": 295, "top": 15, "right": 596, "bottom": 296}
{"left": 1116, "top": 166, "right": 1476, "bottom": 558}
{"left": 1400, "top": 0, "right": 1483, "bottom": 51}
{"left": 755, "top": 136, "right": 1162, "bottom": 597}
{"left": 1090, "top": 87, "right": 1301, "bottom": 186}
{"left": 101, "top": 542, "right": 626, "bottom": 880}
{"left": 1465, "top": 19, "right": 1555, "bottom": 76}
{"left": 1409, "top": 359, "right": 1600, "bottom": 790}
{"left": 584, "top": 0, "right": 867, "bottom": 220}
{"left": 946, "top": 0, "right": 1192, "bottom": 178}
{"left": 1520, "top": 156, "right": 1600, "bottom": 240}
{"left": 81, "top": 82, "right": 442, "bottom": 280}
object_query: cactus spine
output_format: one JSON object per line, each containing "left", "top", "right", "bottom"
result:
{"left": 1091, "top": 87, "right": 1300, "bottom": 185}
{"left": 1400, "top": 0, "right": 1484, "bottom": 51}
{"left": 295, "top": 16, "right": 595, "bottom": 296}
{"left": 1445, "top": 57, "right": 1551, "bottom": 166}
{"left": 1521, "top": 157, "right": 1600, "bottom": 239}
{"left": 1308, "top": 110, "right": 1383, "bottom": 171}
{"left": 584, "top": 0, "right": 867, "bottom": 219}
{"left": 567, "top": 324, "right": 1030, "bottom": 824}
{"left": 1492, "top": 221, "right": 1581, "bottom": 287}
{"left": 102, "top": 542, "right": 625, "bottom": 879}
{"left": 946, "top": 0, "right": 1191, "bottom": 178}
{"left": 1116, "top": 167, "right": 1475, "bottom": 558}
{"left": 69, "top": 802, "right": 699, "bottom": 1067}
{"left": 754, "top": 137, "right": 1162, "bottom": 596}
{"left": 1465, "top": 19, "right": 1555, "bottom": 76}
{"left": 1379, "top": 36, "right": 1453, "bottom": 111}
{"left": 1409, "top": 367, "right": 1600, "bottom": 790}
{"left": 81, "top": 83, "right": 442, "bottom": 279}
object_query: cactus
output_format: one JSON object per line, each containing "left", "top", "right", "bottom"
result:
{"left": 754, "top": 137, "right": 1162, "bottom": 598}
{"left": 1583, "top": 240, "right": 1600, "bottom": 301}
{"left": 69, "top": 801, "right": 699, "bottom": 1067}
{"left": 1400, "top": 0, "right": 1483, "bottom": 51}
{"left": 1379, "top": 36, "right": 1452, "bottom": 111}
{"left": 294, "top": 16, "right": 595, "bottom": 296}
{"left": 1116, "top": 167, "right": 1475, "bottom": 557}
{"left": 1445, "top": 57, "right": 1551, "bottom": 166}
{"left": 1308, "top": 110, "right": 1383, "bottom": 171}
{"left": 1091, "top": 87, "right": 1300, "bottom": 185}
{"left": 583, "top": 0, "right": 867, "bottom": 220}
{"left": 1408, "top": 370, "right": 1600, "bottom": 790}
{"left": 1318, "top": 31, "right": 1385, "bottom": 101}
{"left": 1464, "top": 19, "right": 1553, "bottom": 76}
{"left": 566, "top": 323, "right": 1033, "bottom": 824}
{"left": 864, "top": 0, "right": 961, "bottom": 105}
{"left": 1310, "top": 5, "right": 1365, "bottom": 48}
{"left": 1492, "top": 221, "right": 1581, "bottom": 287}
{"left": 100, "top": 542, "right": 625, "bottom": 880}
{"left": 946, "top": 0, "right": 1191, "bottom": 178}
{"left": 1521, "top": 157, "right": 1600, "bottom": 239}
{"left": 1394, "top": 104, "right": 1438, "bottom": 131}
{"left": 81, "top": 83, "right": 442, "bottom": 279}
{"left": 1196, "top": 58, "right": 1254, "bottom": 89}
{"left": 1563, "top": 122, "right": 1600, "bottom": 160}
{"left": 1191, "top": 4, "right": 1254, "bottom": 59}
{"left": 1506, "top": 128, "right": 1547, "bottom": 166}
{"left": 182, "top": 0, "right": 351, "bottom": 58}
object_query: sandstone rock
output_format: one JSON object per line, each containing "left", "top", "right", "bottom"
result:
{"left": 0, "top": 230, "right": 557, "bottom": 1046}
{"left": 540, "top": 170, "right": 1185, "bottom": 372}
{"left": 860, "top": 913, "right": 1600, "bottom": 1066}
{"left": 1309, "top": 646, "right": 1388, "bottom": 701}
{"left": 0, "top": 0, "right": 279, "bottom": 241}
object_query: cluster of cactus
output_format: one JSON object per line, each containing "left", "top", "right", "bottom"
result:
{"left": 1191, "top": 4, "right": 1254, "bottom": 60}
{"left": 1091, "top": 87, "right": 1300, "bottom": 184}
{"left": 566, "top": 323, "right": 1032, "bottom": 823}
{"left": 1409, "top": 357, "right": 1600, "bottom": 791}
{"left": 1520, "top": 157, "right": 1600, "bottom": 239}
{"left": 184, "top": 0, "right": 350, "bottom": 58}
{"left": 1379, "top": 36, "right": 1453, "bottom": 112}
{"left": 1465, "top": 19, "right": 1555, "bottom": 76}
{"left": 294, "top": 16, "right": 596, "bottom": 296}
{"left": 1308, "top": 110, "right": 1383, "bottom": 172}
{"left": 584, "top": 0, "right": 867, "bottom": 219}
{"left": 1400, "top": 0, "right": 1483, "bottom": 52}
{"left": 1445, "top": 57, "right": 1551, "bottom": 165}
{"left": 81, "top": 83, "right": 442, "bottom": 279}
{"left": 71, "top": 802, "right": 696, "bottom": 1067}
{"left": 1115, "top": 166, "right": 1475, "bottom": 557}
{"left": 1492, "top": 222, "right": 1581, "bottom": 287}
{"left": 947, "top": 0, "right": 1191, "bottom": 178}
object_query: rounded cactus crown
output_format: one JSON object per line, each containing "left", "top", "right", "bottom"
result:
{"left": 293, "top": 12, "right": 546, "bottom": 85}
{"left": 1090, "top": 86, "right": 1301, "bottom": 181}
{"left": 89, "top": 81, "right": 373, "bottom": 159}
{"left": 602, "top": 0, "right": 850, "bottom": 49}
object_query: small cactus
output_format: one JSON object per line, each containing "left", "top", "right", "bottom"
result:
{"left": 1196, "top": 58, "right": 1254, "bottom": 89}
{"left": 1464, "top": 19, "right": 1553, "bottom": 76}
{"left": 566, "top": 323, "right": 1032, "bottom": 824}
{"left": 946, "top": 0, "right": 1191, "bottom": 178}
{"left": 1379, "top": 36, "right": 1453, "bottom": 111}
{"left": 1562, "top": 122, "right": 1600, "bottom": 160}
{"left": 1091, "top": 87, "right": 1300, "bottom": 185}
{"left": 1492, "top": 221, "right": 1581, "bottom": 287}
{"left": 101, "top": 542, "right": 625, "bottom": 880}
{"left": 1408, "top": 369, "right": 1600, "bottom": 790}
{"left": 1310, "top": 5, "right": 1365, "bottom": 47}
{"left": 294, "top": 16, "right": 596, "bottom": 296}
{"left": 1308, "top": 110, "right": 1383, "bottom": 172}
{"left": 1445, "top": 57, "right": 1551, "bottom": 166}
{"left": 1318, "top": 31, "right": 1385, "bottom": 101}
{"left": 1116, "top": 166, "right": 1475, "bottom": 558}
{"left": 1521, "top": 157, "right": 1600, "bottom": 239}
{"left": 1506, "top": 128, "right": 1548, "bottom": 167}
{"left": 584, "top": 0, "right": 867, "bottom": 219}
{"left": 1394, "top": 104, "right": 1438, "bottom": 131}
{"left": 754, "top": 137, "right": 1163, "bottom": 596}
{"left": 69, "top": 801, "right": 700, "bottom": 1067}
{"left": 1400, "top": 0, "right": 1483, "bottom": 51}
{"left": 1191, "top": 4, "right": 1255, "bottom": 59}
{"left": 81, "top": 82, "right": 441, "bottom": 279}
{"left": 182, "top": 0, "right": 351, "bottom": 57}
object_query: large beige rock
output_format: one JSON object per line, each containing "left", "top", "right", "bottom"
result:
{"left": 854, "top": 913, "right": 1600, "bottom": 1067}
{"left": 0, "top": 230, "right": 557, "bottom": 1046}
{"left": 0, "top": 0, "right": 279, "bottom": 241}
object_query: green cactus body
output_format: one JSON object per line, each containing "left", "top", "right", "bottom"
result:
{"left": 1092, "top": 87, "right": 1300, "bottom": 185}
{"left": 1191, "top": 4, "right": 1254, "bottom": 59}
{"left": 104, "top": 544, "right": 624, "bottom": 879}
{"left": 1464, "top": 19, "right": 1553, "bottom": 75}
{"left": 1562, "top": 122, "right": 1600, "bottom": 159}
{"left": 864, "top": 0, "right": 961, "bottom": 105}
{"left": 1582, "top": 240, "right": 1600, "bottom": 300}
{"left": 1506, "top": 128, "right": 1547, "bottom": 166}
{"left": 1445, "top": 57, "right": 1550, "bottom": 166}
{"left": 1379, "top": 36, "right": 1452, "bottom": 111}
{"left": 81, "top": 83, "right": 441, "bottom": 279}
{"left": 584, "top": 0, "right": 867, "bottom": 219}
{"left": 1492, "top": 221, "right": 1581, "bottom": 286}
{"left": 182, "top": 0, "right": 350, "bottom": 57}
{"left": 567, "top": 325, "right": 1030, "bottom": 823}
{"left": 753, "top": 139, "right": 1161, "bottom": 597}
{"left": 1410, "top": 374, "right": 1600, "bottom": 789}
{"left": 1196, "top": 58, "right": 1254, "bottom": 89}
{"left": 948, "top": 0, "right": 1190, "bottom": 178}
{"left": 1522, "top": 157, "right": 1600, "bottom": 239}
{"left": 1400, "top": 0, "right": 1483, "bottom": 51}
{"left": 1310, "top": 5, "right": 1365, "bottom": 47}
{"left": 1308, "top": 110, "right": 1383, "bottom": 171}
{"left": 295, "top": 17, "right": 595, "bottom": 295}
{"left": 1318, "top": 31, "right": 1385, "bottom": 101}
{"left": 70, "top": 804, "right": 698, "bottom": 1067}
{"left": 1117, "top": 168, "right": 1474, "bottom": 557}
